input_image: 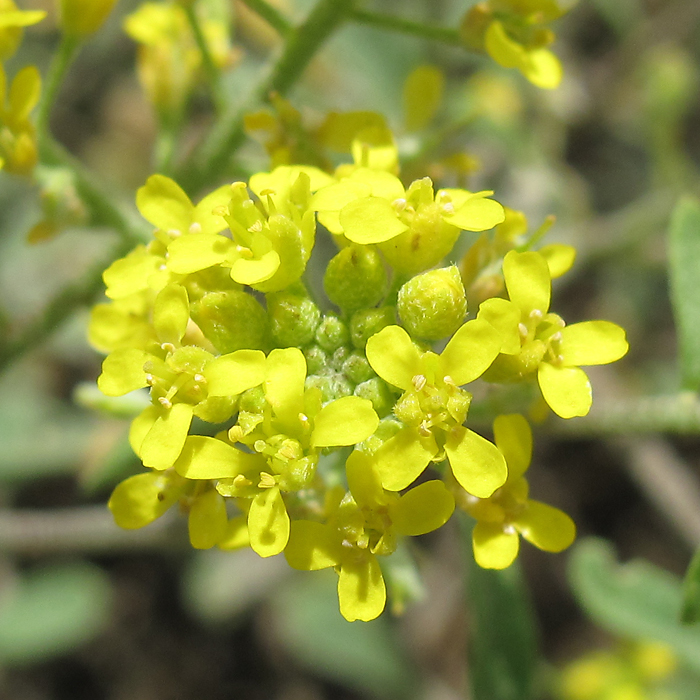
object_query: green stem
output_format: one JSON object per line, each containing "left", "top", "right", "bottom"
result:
{"left": 552, "top": 392, "right": 700, "bottom": 436}
{"left": 184, "top": 2, "right": 226, "bottom": 112}
{"left": 154, "top": 118, "right": 179, "bottom": 176}
{"left": 37, "top": 34, "right": 80, "bottom": 139}
{"left": 239, "top": 0, "right": 292, "bottom": 36}
{"left": 179, "top": 0, "right": 358, "bottom": 194}
{"left": 349, "top": 8, "right": 463, "bottom": 45}
{"left": 0, "top": 238, "right": 134, "bottom": 375}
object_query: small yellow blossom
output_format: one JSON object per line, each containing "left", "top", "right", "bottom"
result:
{"left": 461, "top": 413, "right": 575, "bottom": 569}
{"left": 0, "top": 64, "right": 40, "bottom": 176}
{"left": 478, "top": 250, "right": 628, "bottom": 418}
{"left": 365, "top": 322, "right": 507, "bottom": 497}
{"left": 0, "top": 0, "right": 45, "bottom": 61}
{"left": 59, "top": 0, "right": 117, "bottom": 37}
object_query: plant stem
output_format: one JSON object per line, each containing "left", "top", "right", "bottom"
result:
{"left": 239, "top": 0, "right": 292, "bottom": 36}
{"left": 179, "top": 0, "right": 357, "bottom": 194}
{"left": 184, "top": 2, "right": 226, "bottom": 112}
{"left": 349, "top": 8, "right": 463, "bottom": 45}
{"left": 37, "top": 34, "right": 80, "bottom": 140}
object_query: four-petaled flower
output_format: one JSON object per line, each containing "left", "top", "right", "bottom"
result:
{"left": 461, "top": 413, "right": 576, "bottom": 569}
{"left": 365, "top": 322, "right": 508, "bottom": 497}
{"left": 478, "top": 250, "right": 629, "bottom": 418}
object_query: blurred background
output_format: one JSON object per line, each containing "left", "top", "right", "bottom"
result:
{"left": 1, "top": 0, "right": 700, "bottom": 698}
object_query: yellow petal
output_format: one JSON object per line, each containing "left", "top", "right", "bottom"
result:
{"left": 365, "top": 325, "right": 421, "bottom": 391}
{"left": 285, "top": 521, "right": 342, "bottom": 570}
{"left": 97, "top": 348, "right": 148, "bottom": 396}
{"left": 217, "top": 515, "right": 251, "bottom": 550}
{"left": 345, "top": 450, "right": 384, "bottom": 507}
{"left": 537, "top": 363, "right": 592, "bottom": 418}
{"left": 248, "top": 487, "right": 290, "bottom": 557}
{"left": 265, "top": 347, "right": 306, "bottom": 423}
{"left": 9, "top": 66, "right": 41, "bottom": 121}
{"left": 503, "top": 250, "right": 551, "bottom": 316}
{"left": 403, "top": 65, "right": 444, "bottom": 132}
{"left": 338, "top": 554, "right": 386, "bottom": 622}
{"left": 472, "top": 521, "right": 520, "bottom": 569}
{"left": 559, "top": 321, "right": 629, "bottom": 367}
{"left": 512, "top": 500, "right": 576, "bottom": 552}
{"left": 204, "top": 349, "right": 266, "bottom": 397}
{"left": 371, "top": 427, "right": 436, "bottom": 492}
{"left": 167, "top": 232, "right": 233, "bottom": 274}
{"left": 153, "top": 283, "right": 189, "bottom": 345}
{"left": 108, "top": 471, "right": 183, "bottom": 529}
{"left": 539, "top": 244, "right": 576, "bottom": 279}
{"left": 129, "top": 405, "right": 159, "bottom": 454}
{"left": 441, "top": 318, "right": 501, "bottom": 385}
{"left": 477, "top": 298, "right": 522, "bottom": 354}
{"left": 174, "top": 435, "right": 261, "bottom": 479}
{"left": 136, "top": 174, "right": 193, "bottom": 232}
{"left": 445, "top": 426, "right": 507, "bottom": 498}
{"left": 310, "top": 179, "right": 369, "bottom": 212}
{"left": 391, "top": 480, "right": 455, "bottom": 536}
{"left": 193, "top": 184, "right": 231, "bottom": 235}
{"left": 484, "top": 20, "right": 526, "bottom": 69}
{"left": 188, "top": 489, "right": 228, "bottom": 549}
{"left": 312, "top": 396, "right": 379, "bottom": 447}
{"left": 230, "top": 249, "right": 281, "bottom": 285}
{"left": 339, "top": 196, "right": 408, "bottom": 245}
{"left": 493, "top": 414, "right": 532, "bottom": 481}
{"left": 140, "top": 402, "right": 194, "bottom": 470}
{"left": 443, "top": 193, "right": 505, "bottom": 232}
{"left": 523, "top": 48, "right": 563, "bottom": 90}
{"left": 103, "top": 246, "right": 160, "bottom": 299}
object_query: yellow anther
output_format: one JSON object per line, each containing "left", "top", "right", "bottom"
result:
{"left": 412, "top": 374, "right": 427, "bottom": 391}
{"left": 248, "top": 220, "right": 263, "bottom": 233}
{"left": 228, "top": 425, "right": 244, "bottom": 442}
{"left": 167, "top": 229, "right": 182, "bottom": 238}
{"left": 188, "top": 222, "right": 202, "bottom": 234}
{"left": 193, "top": 373, "right": 206, "bottom": 383}
{"left": 158, "top": 396, "right": 172, "bottom": 408}
{"left": 233, "top": 474, "right": 252, "bottom": 488}
{"left": 529, "top": 309, "right": 543, "bottom": 320}
{"left": 518, "top": 323, "right": 529, "bottom": 338}
{"left": 160, "top": 342, "right": 176, "bottom": 353}
{"left": 258, "top": 471, "right": 276, "bottom": 489}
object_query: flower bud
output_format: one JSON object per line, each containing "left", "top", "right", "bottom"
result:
{"left": 267, "top": 290, "right": 320, "bottom": 347}
{"left": 324, "top": 245, "right": 387, "bottom": 311}
{"left": 315, "top": 315, "right": 350, "bottom": 353}
{"left": 397, "top": 266, "right": 467, "bottom": 340}
{"left": 190, "top": 290, "right": 268, "bottom": 353}
{"left": 59, "top": 0, "right": 117, "bottom": 37}
{"left": 350, "top": 307, "right": 396, "bottom": 349}
{"left": 354, "top": 378, "right": 393, "bottom": 417}
{"left": 304, "top": 344, "right": 329, "bottom": 375}
{"left": 342, "top": 352, "right": 374, "bottom": 385}
{"left": 305, "top": 373, "right": 353, "bottom": 403}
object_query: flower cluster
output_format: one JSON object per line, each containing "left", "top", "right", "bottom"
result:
{"left": 92, "top": 133, "right": 627, "bottom": 621}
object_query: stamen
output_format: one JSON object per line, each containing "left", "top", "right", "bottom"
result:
{"left": 158, "top": 396, "right": 172, "bottom": 408}
{"left": 188, "top": 222, "right": 202, "bottom": 234}
{"left": 412, "top": 374, "right": 427, "bottom": 391}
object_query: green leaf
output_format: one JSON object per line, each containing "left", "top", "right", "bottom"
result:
{"left": 0, "top": 563, "right": 111, "bottom": 665}
{"left": 568, "top": 538, "right": 700, "bottom": 673}
{"left": 461, "top": 515, "right": 537, "bottom": 700}
{"left": 681, "top": 546, "right": 700, "bottom": 624}
{"left": 668, "top": 196, "right": 700, "bottom": 391}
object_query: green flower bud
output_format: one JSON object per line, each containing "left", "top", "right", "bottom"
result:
{"left": 342, "top": 352, "right": 375, "bottom": 385}
{"left": 330, "top": 346, "right": 351, "bottom": 371}
{"left": 239, "top": 386, "right": 267, "bottom": 414}
{"left": 324, "top": 245, "right": 387, "bottom": 311}
{"left": 350, "top": 307, "right": 396, "bottom": 349}
{"left": 315, "top": 315, "right": 350, "bottom": 352}
{"left": 267, "top": 291, "right": 321, "bottom": 347}
{"left": 190, "top": 290, "right": 268, "bottom": 353}
{"left": 354, "top": 377, "right": 393, "bottom": 417}
{"left": 397, "top": 266, "right": 466, "bottom": 340}
{"left": 305, "top": 373, "right": 353, "bottom": 403}
{"left": 304, "top": 344, "right": 329, "bottom": 375}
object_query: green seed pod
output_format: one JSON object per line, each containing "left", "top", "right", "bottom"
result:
{"left": 397, "top": 266, "right": 467, "bottom": 340}
{"left": 323, "top": 245, "right": 388, "bottom": 311}
{"left": 267, "top": 291, "right": 321, "bottom": 347}
{"left": 315, "top": 315, "right": 350, "bottom": 352}
{"left": 190, "top": 290, "right": 268, "bottom": 353}
{"left": 350, "top": 307, "right": 396, "bottom": 349}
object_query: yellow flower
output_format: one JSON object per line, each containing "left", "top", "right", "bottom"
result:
{"left": 0, "top": 64, "right": 40, "bottom": 176}
{"left": 59, "top": 0, "right": 117, "bottom": 37}
{"left": 365, "top": 322, "right": 507, "bottom": 497}
{"left": 478, "top": 250, "right": 628, "bottom": 418}
{"left": 462, "top": 413, "right": 575, "bottom": 569}
{"left": 0, "top": 0, "right": 45, "bottom": 61}
{"left": 311, "top": 171, "right": 504, "bottom": 274}
{"left": 172, "top": 348, "right": 379, "bottom": 557}
{"left": 285, "top": 450, "right": 454, "bottom": 621}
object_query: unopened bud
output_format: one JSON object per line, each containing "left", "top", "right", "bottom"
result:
{"left": 324, "top": 245, "right": 387, "bottom": 312}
